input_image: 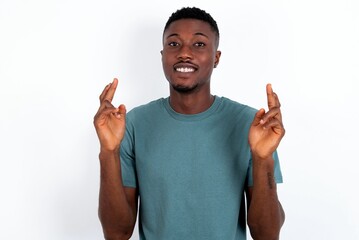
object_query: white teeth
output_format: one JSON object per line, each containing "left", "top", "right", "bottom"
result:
{"left": 176, "top": 67, "right": 195, "bottom": 73}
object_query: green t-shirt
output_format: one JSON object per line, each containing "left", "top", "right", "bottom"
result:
{"left": 120, "top": 96, "right": 283, "bottom": 240}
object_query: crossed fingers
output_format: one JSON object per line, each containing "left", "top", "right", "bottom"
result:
{"left": 100, "top": 78, "right": 118, "bottom": 102}
{"left": 97, "top": 78, "right": 119, "bottom": 111}
{"left": 258, "top": 84, "right": 284, "bottom": 136}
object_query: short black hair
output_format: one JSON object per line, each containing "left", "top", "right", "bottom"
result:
{"left": 163, "top": 7, "right": 220, "bottom": 41}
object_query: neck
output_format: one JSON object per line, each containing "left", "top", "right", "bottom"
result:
{"left": 169, "top": 88, "right": 214, "bottom": 114}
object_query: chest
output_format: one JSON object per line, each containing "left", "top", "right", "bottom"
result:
{"left": 133, "top": 120, "right": 251, "bottom": 193}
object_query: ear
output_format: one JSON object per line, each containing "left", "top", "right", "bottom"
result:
{"left": 214, "top": 50, "right": 221, "bottom": 68}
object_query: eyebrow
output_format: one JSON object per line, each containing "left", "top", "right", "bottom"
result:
{"left": 165, "top": 32, "right": 209, "bottom": 39}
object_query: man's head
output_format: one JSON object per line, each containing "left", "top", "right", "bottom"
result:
{"left": 163, "top": 7, "right": 220, "bottom": 49}
{"left": 161, "top": 7, "right": 221, "bottom": 94}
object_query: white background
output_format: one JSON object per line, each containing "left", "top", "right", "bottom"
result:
{"left": 1, "top": 0, "right": 358, "bottom": 239}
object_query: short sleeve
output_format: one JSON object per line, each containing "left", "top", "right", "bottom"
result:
{"left": 120, "top": 120, "right": 138, "bottom": 188}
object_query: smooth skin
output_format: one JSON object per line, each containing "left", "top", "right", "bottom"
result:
{"left": 247, "top": 83, "right": 285, "bottom": 240}
{"left": 94, "top": 19, "right": 285, "bottom": 240}
{"left": 94, "top": 79, "right": 138, "bottom": 240}
{"left": 161, "top": 19, "right": 221, "bottom": 114}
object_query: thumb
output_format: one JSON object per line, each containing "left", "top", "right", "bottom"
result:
{"left": 113, "top": 104, "right": 126, "bottom": 119}
{"left": 252, "top": 108, "right": 265, "bottom": 126}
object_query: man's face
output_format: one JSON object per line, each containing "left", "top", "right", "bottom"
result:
{"left": 161, "top": 19, "right": 221, "bottom": 93}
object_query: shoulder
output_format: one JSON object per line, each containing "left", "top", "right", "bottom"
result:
{"left": 127, "top": 98, "right": 164, "bottom": 115}
{"left": 219, "top": 96, "right": 257, "bottom": 120}
{"left": 126, "top": 98, "right": 166, "bottom": 124}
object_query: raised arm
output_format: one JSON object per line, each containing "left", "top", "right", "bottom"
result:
{"left": 93, "top": 78, "right": 138, "bottom": 240}
{"left": 246, "top": 84, "right": 285, "bottom": 240}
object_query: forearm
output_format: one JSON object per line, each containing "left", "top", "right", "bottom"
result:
{"left": 247, "top": 156, "right": 285, "bottom": 240}
{"left": 98, "top": 150, "right": 136, "bottom": 239}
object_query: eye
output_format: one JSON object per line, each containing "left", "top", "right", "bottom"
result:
{"left": 168, "top": 42, "right": 179, "bottom": 47}
{"left": 194, "top": 42, "right": 206, "bottom": 47}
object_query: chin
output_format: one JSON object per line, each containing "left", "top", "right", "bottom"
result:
{"left": 172, "top": 84, "right": 198, "bottom": 93}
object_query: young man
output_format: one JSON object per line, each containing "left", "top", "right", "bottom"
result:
{"left": 94, "top": 7, "right": 285, "bottom": 240}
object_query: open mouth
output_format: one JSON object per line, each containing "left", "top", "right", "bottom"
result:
{"left": 175, "top": 67, "right": 196, "bottom": 73}
{"left": 173, "top": 63, "right": 198, "bottom": 73}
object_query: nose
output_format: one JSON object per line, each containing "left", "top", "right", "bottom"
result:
{"left": 177, "top": 45, "right": 193, "bottom": 60}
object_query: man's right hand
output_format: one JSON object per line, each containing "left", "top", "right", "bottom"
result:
{"left": 94, "top": 78, "right": 126, "bottom": 152}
